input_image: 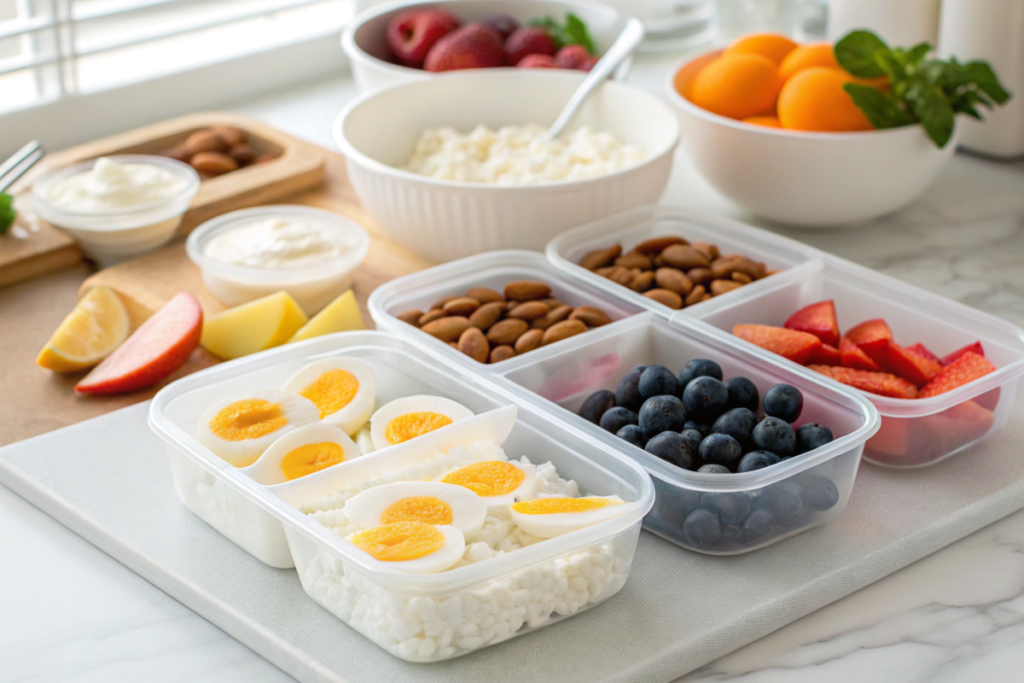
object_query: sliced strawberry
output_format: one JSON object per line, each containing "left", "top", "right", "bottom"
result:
{"left": 942, "top": 341, "right": 985, "bottom": 366}
{"left": 918, "top": 351, "right": 996, "bottom": 398}
{"left": 821, "top": 366, "right": 918, "bottom": 399}
{"left": 733, "top": 324, "right": 822, "bottom": 364}
{"left": 844, "top": 318, "right": 892, "bottom": 364}
{"left": 808, "top": 343, "right": 842, "bottom": 365}
{"left": 882, "top": 341, "right": 944, "bottom": 388}
{"left": 867, "top": 401, "right": 995, "bottom": 465}
{"left": 784, "top": 300, "right": 840, "bottom": 347}
{"left": 839, "top": 337, "right": 881, "bottom": 371}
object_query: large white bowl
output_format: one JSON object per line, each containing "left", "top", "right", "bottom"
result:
{"left": 342, "top": 0, "right": 635, "bottom": 95}
{"left": 665, "top": 50, "right": 959, "bottom": 227}
{"left": 334, "top": 69, "right": 680, "bottom": 262}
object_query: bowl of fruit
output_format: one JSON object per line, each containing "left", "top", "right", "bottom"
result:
{"left": 664, "top": 30, "right": 1011, "bottom": 227}
{"left": 342, "top": 0, "right": 635, "bottom": 94}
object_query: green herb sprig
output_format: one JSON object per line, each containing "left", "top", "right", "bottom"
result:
{"left": 526, "top": 13, "right": 595, "bottom": 54}
{"left": 834, "top": 30, "right": 1011, "bottom": 148}
{"left": 0, "top": 193, "right": 14, "bottom": 235}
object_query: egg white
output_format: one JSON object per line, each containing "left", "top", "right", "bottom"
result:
{"left": 198, "top": 389, "right": 319, "bottom": 468}
{"left": 369, "top": 395, "right": 473, "bottom": 450}
{"left": 510, "top": 495, "right": 631, "bottom": 538}
{"left": 439, "top": 460, "right": 537, "bottom": 511}
{"left": 248, "top": 422, "right": 360, "bottom": 485}
{"left": 346, "top": 523, "right": 465, "bottom": 574}
{"left": 282, "top": 357, "right": 376, "bottom": 436}
{"left": 344, "top": 481, "right": 486, "bottom": 535}
{"left": 354, "top": 423, "right": 375, "bottom": 455}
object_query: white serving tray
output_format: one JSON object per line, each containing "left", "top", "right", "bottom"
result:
{"left": 4, "top": 401, "right": 1024, "bottom": 682}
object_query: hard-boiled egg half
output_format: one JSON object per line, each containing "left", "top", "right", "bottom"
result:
{"left": 344, "top": 481, "right": 486, "bottom": 535}
{"left": 439, "top": 460, "right": 536, "bottom": 509}
{"left": 246, "top": 422, "right": 360, "bottom": 485}
{"left": 282, "top": 357, "right": 376, "bottom": 436}
{"left": 369, "top": 395, "right": 473, "bottom": 451}
{"left": 347, "top": 521, "right": 465, "bottom": 574}
{"left": 198, "top": 389, "right": 319, "bottom": 467}
{"left": 510, "top": 495, "right": 630, "bottom": 538}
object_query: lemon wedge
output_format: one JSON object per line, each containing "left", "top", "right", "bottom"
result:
{"left": 37, "top": 286, "right": 130, "bottom": 372}
{"left": 288, "top": 290, "right": 364, "bottom": 344}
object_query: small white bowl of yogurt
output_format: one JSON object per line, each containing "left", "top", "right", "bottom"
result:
{"left": 31, "top": 155, "right": 200, "bottom": 267}
{"left": 186, "top": 205, "right": 369, "bottom": 314}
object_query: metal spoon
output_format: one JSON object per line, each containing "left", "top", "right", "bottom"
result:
{"left": 542, "top": 18, "right": 646, "bottom": 142}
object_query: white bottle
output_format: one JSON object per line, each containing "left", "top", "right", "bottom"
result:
{"left": 938, "top": 0, "right": 1024, "bottom": 158}
{"left": 828, "top": 0, "right": 941, "bottom": 47}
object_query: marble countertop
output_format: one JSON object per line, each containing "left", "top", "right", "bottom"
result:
{"left": 3, "top": 53, "right": 1024, "bottom": 682}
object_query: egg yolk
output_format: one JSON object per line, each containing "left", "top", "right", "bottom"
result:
{"left": 349, "top": 521, "right": 444, "bottom": 562}
{"left": 512, "top": 497, "right": 620, "bottom": 515}
{"left": 280, "top": 442, "right": 346, "bottom": 481}
{"left": 209, "top": 399, "right": 285, "bottom": 441}
{"left": 300, "top": 369, "right": 359, "bottom": 419}
{"left": 385, "top": 411, "right": 452, "bottom": 444}
{"left": 442, "top": 461, "right": 525, "bottom": 497}
{"left": 380, "top": 496, "right": 454, "bottom": 526}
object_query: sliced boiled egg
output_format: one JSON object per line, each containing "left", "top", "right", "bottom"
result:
{"left": 354, "top": 423, "right": 375, "bottom": 455}
{"left": 369, "top": 395, "right": 473, "bottom": 450}
{"left": 282, "top": 357, "right": 376, "bottom": 436}
{"left": 344, "top": 481, "right": 486, "bottom": 535}
{"left": 198, "top": 389, "right": 319, "bottom": 468}
{"left": 347, "top": 521, "right": 465, "bottom": 574}
{"left": 439, "top": 460, "right": 536, "bottom": 509}
{"left": 245, "top": 422, "right": 360, "bottom": 485}
{"left": 510, "top": 495, "right": 630, "bottom": 538}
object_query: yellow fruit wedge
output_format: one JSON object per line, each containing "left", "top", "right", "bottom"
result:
{"left": 37, "top": 286, "right": 130, "bottom": 373}
{"left": 201, "top": 291, "right": 308, "bottom": 360}
{"left": 288, "top": 290, "right": 365, "bottom": 344}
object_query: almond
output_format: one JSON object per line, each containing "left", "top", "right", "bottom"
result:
{"left": 569, "top": 306, "right": 611, "bottom": 327}
{"left": 630, "top": 270, "right": 655, "bottom": 292}
{"left": 691, "top": 241, "right": 720, "bottom": 259}
{"left": 541, "top": 319, "right": 587, "bottom": 346}
{"left": 430, "top": 295, "right": 459, "bottom": 311}
{"left": 643, "top": 288, "right": 683, "bottom": 309}
{"left": 540, "top": 298, "right": 565, "bottom": 309}
{"left": 468, "top": 301, "right": 504, "bottom": 330}
{"left": 397, "top": 309, "right": 423, "bottom": 326}
{"left": 421, "top": 316, "right": 470, "bottom": 342}
{"left": 443, "top": 297, "right": 480, "bottom": 316}
{"left": 457, "top": 327, "right": 489, "bottom": 363}
{"left": 190, "top": 151, "right": 238, "bottom": 176}
{"left": 687, "top": 267, "right": 713, "bottom": 285}
{"left": 466, "top": 287, "right": 505, "bottom": 304}
{"left": 580, "top": 245, "right": 622, "bottom": 270}
{"left": 486, "top": 318, "right": 529, "bottom": 345}
{"left": 182, "top": 129, "right": 226, "bottom": 157}
{"left": 684, "top": 285, "right": 706, "bottom": 306}
{"left": 229, "top": 143, "right": 254, "bottom": 166}
{"left": 504, "top": 281, "right": 551, "bottom": 301}
{"left": 634, "top": 236, "right": 689, "bottom": 253}
{"left": 418, "top": 309, "right": 445, "bottom": 326}
{"left": 655, "top": 267, "right": 694, "bottom": 295}
{"left": 508, "top": 301, "right": 550, "bottom": 321}
{"left": 710, "top": 279, "right": 743, "bottom": 296}
{"left": 662, "top": 244, "right": 710, "bottom": 270}
{"left": 514, "top": 328, "right": 544, "bottom": 354}
{"left": 652, "top": 254, "right": 665, "bottom": 268}
{"left": 608, "top": 267, "right": 634, "bottom": 286}
{"left": 210, "top": 126, "right": 246, "bottom": 148}
{"left": 731, "top": 271, "right": 753, "bottom": 284}
{"left": 489, "top": 345, "right": 516, "bottom": 363}
{"left": 531, "top": 304, "right": 572, "bottom": 330}
{"left": 614, "top": 251, "right": 651, "bottom": 270}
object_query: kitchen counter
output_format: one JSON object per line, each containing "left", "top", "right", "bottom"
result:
{"left": 3, "top": 52, "right": 1024, "bottom": 682}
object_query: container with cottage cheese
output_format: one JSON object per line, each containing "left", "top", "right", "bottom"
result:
{"left": 31, "top": 155, "right": 200, "bottom": 266}
{"left": 186, "top": 205, "right": 369, "bottom": 314}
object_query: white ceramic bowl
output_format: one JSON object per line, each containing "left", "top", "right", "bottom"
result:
{"left": 341, "top": 0, "right": 635, "bottom": 95}
{"left": 334, "top": 69, "right": 679, "bottom": 263}
{"left": 665, "top": 50, "right": 958, "bottom": 227}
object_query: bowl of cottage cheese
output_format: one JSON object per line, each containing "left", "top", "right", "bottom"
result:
{"left": 334, "top": 69, "right": 679, "bottom": 262}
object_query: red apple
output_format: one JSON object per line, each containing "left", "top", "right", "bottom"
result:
{"left": 386, "top": 9, "right": 460, "bottom": 68}
{"left": 424, "top": 23, "right": 503, "bottom": 72}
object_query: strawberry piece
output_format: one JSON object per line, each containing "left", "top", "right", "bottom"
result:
{"left": 784, "top": 300, "right": 840, "bottom": 347}
{"left": 882, "top": 341, "right": 944, "bottom": 388}
{"left": 918, "top": 352, "right": 996, "bottom": 398}
{"left": 808, "top": 343, "right": 842, "bottom": 365}
{"left": 867, "top": 400, "right": 996, "bottom": 465}
{"left": 76, "top": 292, "right": 202, "bottom": 395}
{"left": 844, "top": 318, "right": 892, "bottom": 364}
{"left": 819, "top": 366, "right": 918, "bottom": 399}
{"left": 906, "top": 342, "right": 941, "bottom": 364}
{"left": 942, "top": 341, "right": 985, "bottom": 366}
{"left": 733, "top": 324, "right": 822, "bottom": 364}
{"left": 839, "top": 337, "right": 881, "bottom": 371}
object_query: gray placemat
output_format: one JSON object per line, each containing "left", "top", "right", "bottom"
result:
{"left": 3, "top": 401, "right": 1024, "bottom": 683}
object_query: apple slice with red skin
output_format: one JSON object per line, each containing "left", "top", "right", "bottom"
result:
{"left": 784, "top": 300, "right": 840, "bottom": 347}
{"left": 76, "top": 292, "right": 202, "bottom": 395}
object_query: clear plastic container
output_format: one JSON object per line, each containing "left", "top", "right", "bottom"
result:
{"left": 546, "top": 205, "right": 822, "bottom": 318}
{"left": 690, "top": 256, "right": 1024, "bottom": 468}
{"left": 492, "top": 312, "right": 879, "bottom": 554}
{"left": 149, "top": 331, "right": 654, "bottom": 660}
{"left": 369, "top": 250, "right": 645, "bottom": 370}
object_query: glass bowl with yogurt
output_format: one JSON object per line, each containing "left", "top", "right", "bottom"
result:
{"left": 186, "top": 205, "right": 370, "bottom": 314}
{"left": 31, "top": 155, "right": 201, "bottom": 266}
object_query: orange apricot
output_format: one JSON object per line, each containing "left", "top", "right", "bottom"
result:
{"left": 690, "top": 54, "right": 783, "bottom": 120}
{"left": 777, "top": 67, "right": 874, "bottom": 132}
{"left": 743, "top": 116, "right": 782, "bottom": 128}
{"left": 778, "top": 43, "right": 839, "bottom": 81}
{"left": 724, "top": 33, "right": 798, "bottom": 66}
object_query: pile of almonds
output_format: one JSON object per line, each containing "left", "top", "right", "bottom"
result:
{"left": 579, "top": 237, "right": 776, "bottom": 310}
{"left": 397, "top": 280, "right": 613, "bottom": 364}
{"left": 162, "top": 126, "right": 278, "bottom": 177}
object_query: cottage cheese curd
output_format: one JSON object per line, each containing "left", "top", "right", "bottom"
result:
{"left": 401, "top": 124, "right": 647, "bottom": 185}
{"left": 203, "top": 217, "right": 351, "bottom": 269}
{"left": 45, "top": 157, "right": 189, "bottom": 212}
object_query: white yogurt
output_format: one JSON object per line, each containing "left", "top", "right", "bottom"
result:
{"left": 204, "top": 217, "right": 352, "bottom": 269}
{"left": 45, "top": 157, "right": 189, "bottom": 213}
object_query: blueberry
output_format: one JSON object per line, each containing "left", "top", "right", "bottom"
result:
{"left": 796, "top": 473, "right": 840, "bottom": 511}
{"left": 679, "top": 428, "right": 704, "bottom": 455}
{"left": 615, "top": 365, "right": 647, "bottom": 412}
{"left": 752, "top": 416, "right": 796, "bottom": 457}
{"left": 698, "top": 433, "right": 743, "bottom": 469}
{"left": 616, "top": 424, "right": 647, "bottom": 449}
{"left": 698, "top": 464, "right": 731, "bottom": 474}
{"left": 711, "top": 407, "right": 757, "bottom": 445}
{"left": 639, "top": 395, "right": 687, "bottom": 439}
{"left": 737, "top": 450, "right": 782, "bottom": 473}
{"left": 579, "top": 389, "right": 616, "bottom": 424}
{"left": 763, "top": 384, "right": 803, "bottom": 423}
{"left": 700, "top": 491, "right": 751, "bottom": 524}
{"left": 762, "top": 488, "right": 803, "bottom": 527}
{"left": 683, "top": 376, "right": 730, "bottom": 421}
{"left": 683, "top": 420, "right": 711, "bottom": 437}
{"left": 645, "top": 432, "right": 696, "bottom": 470}
{"left": 678, "top": 358, "right": 723, "bottom": 390}
{"left": 647, "top": 478, "right": 701, "bottom": 531}
{"left": 721, "top": 525, "right": 744, "bottom": 546}
{"left": 638, "top": 364, "right": 679, "bottom": 400}
{"left": 683, "top": 509, "right": 722, "bottom": 547}
{"left": 796, "top": 423, "right": 834, "bottom": 455}
{"left": 742, "top": 509, "right": 777, "bottom": 544}
{"left": 599, "top": 406, "right": 637, "bottom": 434}
{"left": 725, "top": 376, "right": 759, "bottom": 412}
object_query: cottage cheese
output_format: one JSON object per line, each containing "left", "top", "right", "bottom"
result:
{"left": 45, "top": 157, "right": 188, "bottom": 212}
{"left": 401, "top": 124, "right": 647, "bottom": 186}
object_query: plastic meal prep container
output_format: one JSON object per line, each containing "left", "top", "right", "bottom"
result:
{"left": 489, "top": 312, "right": 879, "bottom": 554}
{"left": 689, "top": 255, "right": 1024, "bottom": 468}
{"left": 149, "top": 331, "right": 654, "bottom": 661}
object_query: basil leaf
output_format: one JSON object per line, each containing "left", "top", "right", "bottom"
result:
{"left": 563, "top": 13, "right": 595, "bottom": 54}
{"left": 904, "top": 42, "right": 931, "bottom": 64}
{"left": 834, "top": 30, "right": 890, "bottom": 78}
{"left": 526, "top": 13, "right": 595, "bottom": 53}
{"left": 0, "top": 193, "right": 14, "bottom": 235}
{"left": 958, "top": 61, "right": 1012, "bottom": 104}
{"left": 844, "top": 84, "right": 914, "bottom": 129}
{"left": 905, "top": 80, "right": 956, "bottom": 147}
